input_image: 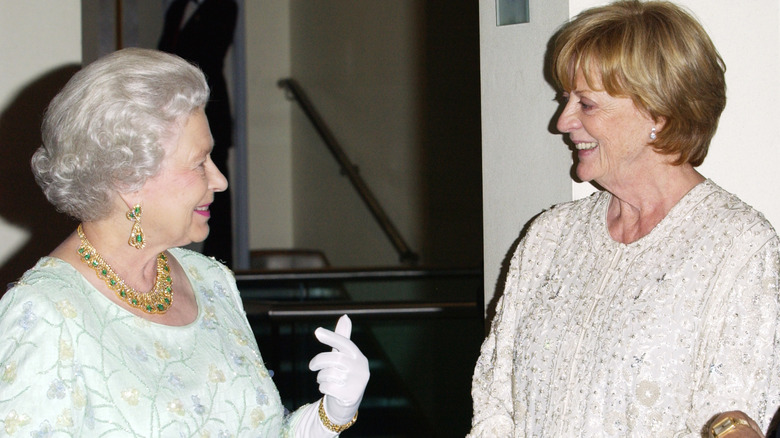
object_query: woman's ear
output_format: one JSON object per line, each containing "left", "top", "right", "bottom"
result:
{"left": 117, "top": 192, "right": 140, "bottom": 213}
{"left": 654, "top": 116, "right": 667, "bottom": 132}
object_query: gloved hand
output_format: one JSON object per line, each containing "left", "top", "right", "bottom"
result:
{"left": 308, "top": 315, "right": 370, "bottom": 426}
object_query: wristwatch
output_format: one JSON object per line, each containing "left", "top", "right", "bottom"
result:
{"left": 711, "top": 416, "right": 750, "bottom": 438}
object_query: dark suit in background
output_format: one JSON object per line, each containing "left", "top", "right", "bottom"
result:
{"left": 159, "top": 0, "right": 238, "bottom": 267}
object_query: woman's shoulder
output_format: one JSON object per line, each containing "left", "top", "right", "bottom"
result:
{"left": 544, "top": 191, "right": 604, "bottom": 217}
{"left": 169, "top": 247, "right": 235, "bottom": 282}
{"left": 170, "top": 247, "right": 230, "bottom": 270}
{"left": 169, "top": 247, "right": 242, "bottom": 307}
{"left": 15, "top": 256, "right": 81, "bottom": 284}
{"left": 3, "top": 257, "right": 85, "bottom": 308}
{"left": 698, "top": 180, "right": 778, "bottom": 240}
{"left": 505, "top": 192, "right": 608, "bottom": 262}
{"left": 0, "top": 258, "right": 85, "bottom": 349}
{"left": 527, "top": 191, "right": 606, "bottom": 234}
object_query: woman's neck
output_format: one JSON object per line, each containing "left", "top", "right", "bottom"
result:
{"left": 50, "top": 218, "right": 199, "bottom": 326}
{"left": 604, "top": 163, "right": 704, "bottom": 244}
{"left": 55, "top": 218, "right": 164, "bottom": 291}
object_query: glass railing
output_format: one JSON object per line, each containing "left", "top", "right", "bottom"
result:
{"left": 236, "top": 267, "right": 484, "bottom": 437}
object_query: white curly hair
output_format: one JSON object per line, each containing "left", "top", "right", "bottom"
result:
{"left": 31, "top": 48, "right": 210, "bottom": 221}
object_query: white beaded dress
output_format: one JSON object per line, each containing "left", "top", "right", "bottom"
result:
{"left": 469, "top": 180, "right": 780, "bottom": 437}
{"left": 0, "top": 248, "right": 308, "bottom": 437}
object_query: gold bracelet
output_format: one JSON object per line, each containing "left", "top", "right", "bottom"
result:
{"left": 711, "top": 416, "right": 750, "bottom": 438}
{"left": 318, "top": 398, "right": 358, "bottom": 434}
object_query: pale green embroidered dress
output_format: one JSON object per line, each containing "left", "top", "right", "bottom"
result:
{"left": 0, "top": 248, "right": 303, "bottom": 437}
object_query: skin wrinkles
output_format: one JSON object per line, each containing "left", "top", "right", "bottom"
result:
{"left": 556, "top": 70, "right": 703, "bottom": 244}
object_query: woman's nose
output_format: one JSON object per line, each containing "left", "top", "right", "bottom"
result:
{"left": 208, "top": 161, "right": 228, "bottom": 192}
{"left": 556, "top": 102, "right": 579, "bottom": 134}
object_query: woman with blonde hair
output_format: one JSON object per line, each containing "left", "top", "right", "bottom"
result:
{"left": 469, "top": 2, "right": 779, "bottom": 436}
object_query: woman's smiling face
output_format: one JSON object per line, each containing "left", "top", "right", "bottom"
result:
{"left": 136, "top": 108, "right": 228, "bottom": 249}
{"left": 556, "top": 70, "right": 659, "bottom": 188}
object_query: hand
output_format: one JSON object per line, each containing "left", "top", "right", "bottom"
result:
{"left": 710, "top": 411, "right": 765, "bottom": 438}
{"left": 309, "top": 315, "right": 370, "bottom": 424}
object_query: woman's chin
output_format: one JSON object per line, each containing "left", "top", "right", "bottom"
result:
{"left": 191, "top": 224, "right": 211, "bottom": 243}
{"left": 189, "top": 234, "right": 208, "bottom": 245}
{"left": 575, "top": 168, "right": 593, "bottom": 183}
{"left": 176, "top": 229, "right": 210, "bottom": 248}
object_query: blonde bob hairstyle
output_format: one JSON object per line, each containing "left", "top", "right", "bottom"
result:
{"left": 31, "top": 48, "right": 209, "bottom": 221}
{"left": 552, "top": 0, "right": 726, "bottom": 167}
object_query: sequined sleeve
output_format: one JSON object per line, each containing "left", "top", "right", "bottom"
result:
{"left": 468, "top": 209, "right": 563, "bottom": 437}
{"left": 686, "top": 236, "right": 780, "bottom": 433}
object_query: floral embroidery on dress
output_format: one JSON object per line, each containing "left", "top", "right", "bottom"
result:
{"left": 30, "top": 420, "right": 53, "bottom": 438}
{"left": 200, "top": 284, "right": 216, "bottom": 303}
{"left": 122, "top": 388, "right": 140, "bottom": 405}
{"left": 155, "top": 341, "right": 171, "bottom": 359}
{"left": 208, "top": 365, "right": 226, "bottom": 383}
{"left": 167, "top": 399, "right": 185, "bottom": 416}
{"left": 55, "top": 409, "right": 72, "bottom": 428}
{"left": 130, "top": 345, "right": 149, "bottom": 362}
{"left": 191, "top": 395, "right": 206, "bottom": 415}
{"left": 4, "top": 410, "right": 31, "bottom": 434}
{"left": 46, "top": 379, "right": 66, "bottom": 400}
{"left": 168, "top": 373, "right": 184, "bottom": 389}
{"left": 72, "top": 387, "right": 86, "bottom": 409}
{"left": 212, "top": 281, "right": 227, "bottom": 298}
{"left": 256, "top": 387, "right": 269, "bottom": 405}
{"left": 18, "top": 301, "right": 37, "bottom": 330}
{"left": 188, "top": 265, "right": 203, "bottom": 282}
{"left": 2, "top": 361, "right": 17, "bottom": 383}
{"left": 0, "top": 248, "right": 295, "bottom": 436}
{"left": 250, "top": 407, "right": 266, "bottom": 427}
{"left": 58, "top": 339, "right": 74, "bottom": 362}
{"left": 56, "top": 300, "right": 76, "bottom": 318}
{"left": 201, "top": 305, "right": 218, "bottom": 330}
{"left": 230, "top": 328, "right": 248, "bottom": 346}
{"left": 40, "top": 258, "right": 58, "bottom": 269}
{"left": 231, "top": 351, "right": 247, "bottom": 367}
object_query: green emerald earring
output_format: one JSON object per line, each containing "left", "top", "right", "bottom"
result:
{"left": 126, "top": 204, "right": 146, "bottom": 249}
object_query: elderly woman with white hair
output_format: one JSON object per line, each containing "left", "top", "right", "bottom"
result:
{"left": 0, "top": 48, "right": 368, "bottom": 437}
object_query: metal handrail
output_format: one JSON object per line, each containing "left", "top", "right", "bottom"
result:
{"left": 243, "top": 300, "right": 480, "bottom": 321}
{"left": 236, "top": 267, "right": 482, "bottom": 321}
{"left": 235, "top": 266, "right": 481, "bottom": 281}
{"left": 278, "top": 78, "right": 419, "bottom": 265}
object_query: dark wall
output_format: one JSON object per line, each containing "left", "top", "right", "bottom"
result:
{"left": 290, "top": 0, "right": 482, "bottom": 268}
{"left": 419, "top": 0, "right": 482, "bottom": 267}
{"left": 0, "top": 65, "right": 80, "bottom": 290}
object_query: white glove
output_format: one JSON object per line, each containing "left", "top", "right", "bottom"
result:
{"left": 308, "top": 315, "right": 370, "bottom": 426}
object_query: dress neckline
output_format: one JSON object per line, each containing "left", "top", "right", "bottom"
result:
{"left": 594, "top": 179, "right": 713, "bottom": 249}
{"left": 38, "top": 247, "right": 203, "bottom": 329}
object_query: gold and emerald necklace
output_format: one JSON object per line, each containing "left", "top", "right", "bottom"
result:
{"left": 77, "top": 224, "right": 173, "bottom": 314}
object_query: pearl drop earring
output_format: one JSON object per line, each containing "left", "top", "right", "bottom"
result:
{"left": 650, "top": 127, "right": 657, "bottom": 140}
